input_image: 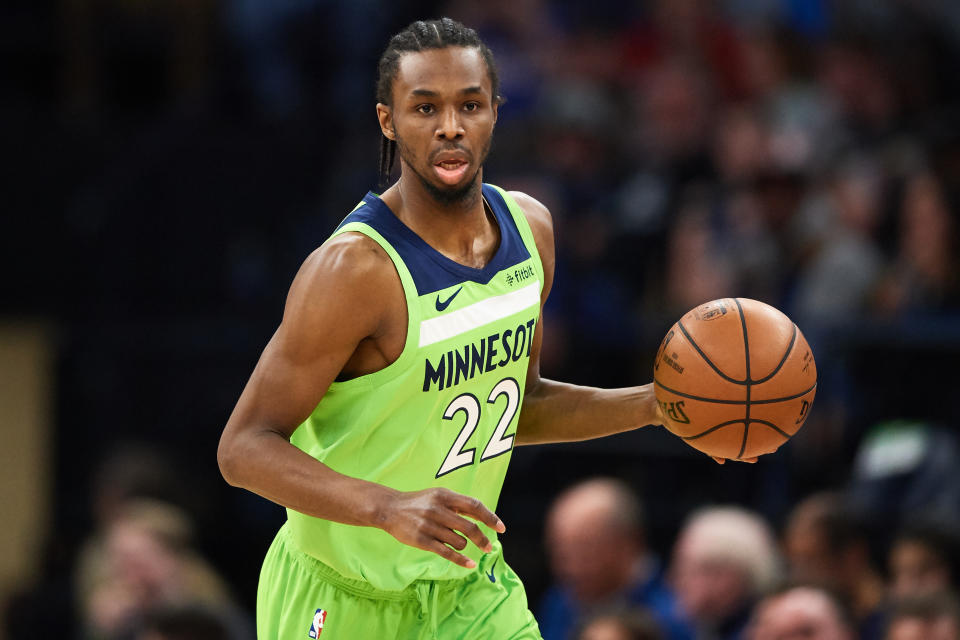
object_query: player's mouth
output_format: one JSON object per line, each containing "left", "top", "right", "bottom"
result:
{"left": 432, "top": 154, "right": 470, "bottom": 185}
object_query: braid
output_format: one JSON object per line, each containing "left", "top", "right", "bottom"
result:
{"left": 378, "top": 135, "right": 395, "bottom": 190}
{"left": 375, "top": 17, "right": 501, "bottom": 189}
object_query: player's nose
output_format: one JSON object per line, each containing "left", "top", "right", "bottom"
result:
{"left": 436, "top": 107, "right": 464, "bottom": 140}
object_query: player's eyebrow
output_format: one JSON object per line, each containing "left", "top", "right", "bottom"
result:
{"left": 409, "top": 86, "right": 484, "bottom": 98}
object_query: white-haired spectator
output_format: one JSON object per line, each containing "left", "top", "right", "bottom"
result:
{"left": 670, "top": 506, "right": 782, "bottom": 640}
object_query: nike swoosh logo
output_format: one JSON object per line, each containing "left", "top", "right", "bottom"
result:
{"left": 435, "top": 286, "right": 463, "bottom": 312}
{"left": 486, "top": 558, "right": 498, "bottom": 582}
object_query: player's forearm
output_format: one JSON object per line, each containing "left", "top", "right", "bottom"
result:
{"left": 515, "top": 378, "right": 661, "bottom": 445}
{"left": 218, "top": 428, "right": 395, "bottom": 528}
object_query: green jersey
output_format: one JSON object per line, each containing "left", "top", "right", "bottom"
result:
{"left": 286, "top": 184, "right": 543, "bottom": 591}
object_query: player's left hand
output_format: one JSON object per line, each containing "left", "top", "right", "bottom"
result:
{"left": 651, "top": 398, "right": 665, "bottom": 426}
{"left": 651, "top": 387, "right": 756, "bottom": 464}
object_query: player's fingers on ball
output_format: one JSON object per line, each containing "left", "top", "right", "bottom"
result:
{"left": 711, "top": 456, "right": 726, "bottom": 465}
{"left": 430, "top": 541, "right": 475, "bottom": 569}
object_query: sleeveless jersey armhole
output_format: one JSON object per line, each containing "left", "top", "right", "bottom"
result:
{"left": 325, "top": 222, "right": 421, "bottom": 389}
{"left": 488, "top": 185, "right": 545, "bottom": 296}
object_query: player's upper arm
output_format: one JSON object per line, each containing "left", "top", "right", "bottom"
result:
{"left": 224, "top": 232, "right": 396, "bottom": 440}
{"left": 509, "top": 191, "right": 556, "bottom": 391}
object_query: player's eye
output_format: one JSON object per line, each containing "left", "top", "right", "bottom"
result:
{"left": 417, "top": 104, "right": 435, "bottom": 115}
{"left": 463, "top": 102, "right": 480, "bottom": 112}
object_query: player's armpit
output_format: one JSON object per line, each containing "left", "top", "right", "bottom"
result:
{"left": 218, "top": 234, "right": 400, "bottom": 483}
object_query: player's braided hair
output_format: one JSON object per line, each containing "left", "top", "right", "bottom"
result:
{"left": 375, "top": 17, "right": 501, "bottom": 189}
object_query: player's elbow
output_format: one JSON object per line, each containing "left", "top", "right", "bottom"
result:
{"left": 217, "top": 430, "right": 244, "bottom": 487}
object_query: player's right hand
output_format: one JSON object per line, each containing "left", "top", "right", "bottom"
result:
{"left": 376, "top": 487, "right": 506, "bottom": 568}
{"left": 711, "top": 456, "right": 758, "bottom": 464}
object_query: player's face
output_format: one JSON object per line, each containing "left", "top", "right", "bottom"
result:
{"left": 381, "top": 47, "right": 498, "bottom": 205}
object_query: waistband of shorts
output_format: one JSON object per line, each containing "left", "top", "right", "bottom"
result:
{"left": 276, "top": 522, "right": 479, "bottom": 602}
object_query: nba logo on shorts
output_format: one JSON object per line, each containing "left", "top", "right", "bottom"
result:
{"left": 308, "top": 608, "right": 327, "bottom": 638}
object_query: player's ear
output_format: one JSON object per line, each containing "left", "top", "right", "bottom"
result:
{"left": 377, "top": 103, "right": 395, "bottom": 141}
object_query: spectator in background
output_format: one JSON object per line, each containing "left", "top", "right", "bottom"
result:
{"left": 541, "top": 478, "right": 690, "bottom": 640}
{"left": 577, "top": 608, "right": 665, "bottom": 640}
{"left": 875, "top": 171, "right": 959, "bottom": 315}
{"left": 633, "top": 58, "right": 714, "bottom": 172}
{"left": 885, "top": 592, "right": 960, "bottom": 640}
{"left": 889, "top": 521, "right": 960, "bottom": 600}
{"left": 117, "top": 605, "right": 232, "bottom": 640}
{"left": 847, "top": 421, "right": 960, "bottom": 529}
{"left": 784, "top": 492, "right": 886, "bottom": 640}
{"left": 664, "top": 190, "right": 736, "bottom": 312}
{"left": 791, "top": 155, "right": 886, "bottom": 321}
{"left": 670, "top": 506, "right": 781, "bottom": 640}
{"left": 90, "top": 445, "right": 194, "bottom": 528}
{"left": 748, "top": 585, "right": 855, "bottom": 640}
{"left": 75, "top": 499, "right": 247, "bottom": 639}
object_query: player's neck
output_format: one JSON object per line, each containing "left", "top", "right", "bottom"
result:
{"left": 382, "top": 172, "right": 499, "bottom": 269}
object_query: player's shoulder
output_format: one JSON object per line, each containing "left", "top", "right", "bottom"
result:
{"left": 506, "top": 190, "right": 554, "bottom": 253}
{"left": 506, "top": 191, "right": 553, "bottom": 231}
{"left": 305, "top": 231, "right": 392, "bottom": 280}
{"left": 289, "top": 231, "right": 397, "bottom": 308}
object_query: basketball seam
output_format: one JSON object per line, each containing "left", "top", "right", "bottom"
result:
{"left": 749, "top": 419, "right": 793, "bottom": 438}
{"left": 682, "top": 419, "right": 744, "bottom": 440}
{"left": 752, "top": 324, "right": 798, "bottom": 384}
{"left": 681, "top": 418, "right": 795, "bottom": 442}
{"left": 752, "top": 383, "right": 818, "bottom": 403}
{"left": 653, "top": 379, "right": 817, "bottom": 404}
{"left": 677, "top": 319, "right": 747, "bottom": 385}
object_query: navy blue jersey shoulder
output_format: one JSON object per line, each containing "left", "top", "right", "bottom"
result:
{"left": 334, "top": 184, "right": 531, "bottom": 296}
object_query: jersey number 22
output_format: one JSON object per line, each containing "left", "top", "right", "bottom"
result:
{"left": 436, "top": 377, "right": 519, "bottom": 478}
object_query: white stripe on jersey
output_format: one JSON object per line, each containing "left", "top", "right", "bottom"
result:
{"left": 418, "top": 281, "right": 541, "bottom": 347}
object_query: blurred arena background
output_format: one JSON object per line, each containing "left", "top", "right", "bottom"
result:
{"left": 3, "top": 1, "right": 960, "bottom": 639}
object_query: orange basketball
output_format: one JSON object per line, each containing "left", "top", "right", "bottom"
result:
{"left": 653, "top": 298, "right": 817, "bottom": 460}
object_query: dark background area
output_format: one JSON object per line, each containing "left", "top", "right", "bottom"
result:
{"left": 3, "top": 0, "right": 960, "bottom": 637}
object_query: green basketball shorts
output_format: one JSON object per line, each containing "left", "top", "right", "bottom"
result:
{"left": 257, "top": 523, "right": 543, "bottom": 640}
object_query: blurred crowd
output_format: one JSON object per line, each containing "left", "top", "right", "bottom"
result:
{"left": 4, "top": 0, "right": 960, "bottom": 639}
{"left": 10, "top": 0, "right": 959, "bottom": 330}
{"left": 540, "top": 476, "right": 960, "bottom": 640}
{"left": 9, "top": 453, "right": 960, "bottom": 640}
{"left": 4, "top": 447, "right": 253, "bottom": 640}
{"left": 457, "top": 0, "right": 960, "bottom": 329}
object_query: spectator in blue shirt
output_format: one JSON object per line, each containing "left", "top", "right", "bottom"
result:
{"left": 540, "top": 478, "right": 692, "bottom": 640}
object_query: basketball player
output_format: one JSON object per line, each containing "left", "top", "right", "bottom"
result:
{"left": 217, "top": 18, "right": 746, "bottom": 640}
